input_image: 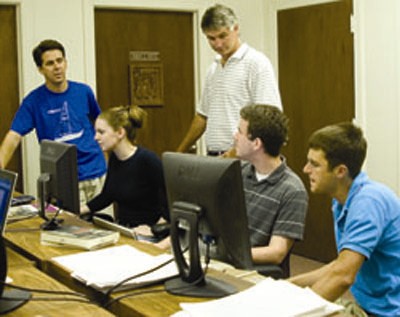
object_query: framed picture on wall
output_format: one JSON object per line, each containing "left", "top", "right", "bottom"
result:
{"left": 129, "top": 62, "right": 164, "bottom": 106}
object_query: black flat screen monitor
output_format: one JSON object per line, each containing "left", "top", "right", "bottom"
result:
{"left": 0, "top": 169, "right": 31, "bottom": 313}
{"left": 37, "top": 140, "right": 80, "bottom": 230}
{"left": 162, "top": 152, "right": 253, "bottom": 298}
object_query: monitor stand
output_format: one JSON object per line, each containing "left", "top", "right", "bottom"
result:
{"left": 0, "top": 238, "right": 31, "bottom": 313}
{"left": 165, "top": 201, "right": 238, "bottom": 298}
{"left": 40, "top": 217, "right": 63, "bottom": 231}
{"left": 37, "top": 174, "right": 63, "bottom": 230}
{"left": 165, "top": 275, "right": 237, "bottom": 298}
{"left": 0, "top": 289, "right": 31, "bottom": 314}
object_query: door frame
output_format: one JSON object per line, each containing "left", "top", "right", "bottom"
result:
{"left": 82, "top": 1, "right": 215, "bottom": 154}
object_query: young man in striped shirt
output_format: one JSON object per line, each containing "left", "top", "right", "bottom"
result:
{"left": 177, "top": 4, "right": 282, "bottom": 157}
{"left": 234, "top": 104, "right": 308, "bottom": 277}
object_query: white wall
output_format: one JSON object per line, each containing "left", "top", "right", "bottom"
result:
{"left": 2, "top": 0, "right": 400, "bottom": 195}
{"left": 9, "top": 0, "right": 91, "bottom": 195}
{"left": 353, "top": 0, "right": 400, "bottom": 193}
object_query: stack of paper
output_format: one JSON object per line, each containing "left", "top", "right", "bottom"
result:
{"left": 53, "top": 244, "right": 179, "bottom": 290}
{"left": 172, "top": 278, "right": 343, "bottom": 317}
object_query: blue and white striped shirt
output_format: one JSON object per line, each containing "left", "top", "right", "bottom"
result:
{"left": 198, "top": 43, "right": 282, "bottom": 151}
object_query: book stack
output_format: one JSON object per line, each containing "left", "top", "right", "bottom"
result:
{"left": 40, "top": 225, "right": 120, "bottom": 250}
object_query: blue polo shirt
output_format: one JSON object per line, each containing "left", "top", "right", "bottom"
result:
{"left": 11, "top": 81, "right": 106, "bottom": 181}
{"left": 333, "top": 172, "right": 400, "bottom": 317}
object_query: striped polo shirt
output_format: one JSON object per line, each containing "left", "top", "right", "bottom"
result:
{"left": 241, "top": 158, "right": 308, "bottom": 247}
{"left": 198, "top": 43, "right": 282, "bottom": 152}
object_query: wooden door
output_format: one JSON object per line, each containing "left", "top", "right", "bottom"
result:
{"left": 94, "top": 9, "right": 195, "bottom": 157}
{"left": 0, "top": 6, "right": 22, "bottom": 191}
{"left": 278, "top": 0, "right": 354, "bottom": 262}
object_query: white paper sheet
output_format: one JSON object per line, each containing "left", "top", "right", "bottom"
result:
{"left": 175, "top": 278, "right": 343, "bottom": 317}
{"left": 53, "top": 244, "right": 178, "bottom": 289}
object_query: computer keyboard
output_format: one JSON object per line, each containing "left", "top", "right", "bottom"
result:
{"left": 11, "top": 195, "right": 35, "bottom": 206}
{"left": 92, "top": 216, "right": 136, "bottom": 238}
{"left": 92, "top": 217, "right": 161, "bottom": 243}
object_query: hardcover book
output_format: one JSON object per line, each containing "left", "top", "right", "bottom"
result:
{"left": 40, "top": 225, "right": 120, "bottom": 250}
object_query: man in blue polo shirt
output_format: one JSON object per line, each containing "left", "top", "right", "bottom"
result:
{"left": 290, "top": 122, "right": 400, "bottom": 317}
{"left": 0, "top": 39, "right": 108, "bottom": 212}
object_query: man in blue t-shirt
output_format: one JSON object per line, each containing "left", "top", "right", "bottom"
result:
{"left": 0, "top": 39, "right": 108, "bottom": 211}
{"left": 289, "top": 122, "right": 400, "bottom": 317}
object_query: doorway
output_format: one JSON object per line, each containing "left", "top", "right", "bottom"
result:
{"left": 278, "top": 0, "right": 354, "bottom": 262}
{"left": 0, "top": 5, "right": 22, "bottom": 191}
{"left": 94, "top": 9, "right": 195, "bottom": 157}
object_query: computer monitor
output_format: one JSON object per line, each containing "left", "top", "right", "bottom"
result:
{"left": 0, "top": 169, "right": 31, "bottom": 313}
{"left": 162, "top": 152, "right": 253, "bottom": 298}
{"left": 37, "top": 140, "right": 80, "bottom": 230}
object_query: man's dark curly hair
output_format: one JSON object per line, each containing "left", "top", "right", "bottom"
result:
{"left": 240, "top": 104, "right": 288, "bottom": 157}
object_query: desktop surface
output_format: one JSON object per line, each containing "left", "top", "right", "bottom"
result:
{"left": 7, "top": 256, "right": 114, "bottom": 316}
{"left": 4, "top": 211, "right": 258, "bottom": 317}
{"left": 110, "top": 270, "right": 253, "bottom": 317}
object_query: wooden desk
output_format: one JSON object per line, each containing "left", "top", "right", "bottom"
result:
{"left": 4, "top": 214, "right": 80, "bottom": 269}
{"left": 109, "top": 284, "right": 207, "bottom": 317}
{"left": 7, "top": 247, "right": 34, "bottom": 268}
{"left": 4, "top": 213, "right": 163, "bottom": 301}
{"left": 5, "top": 213, "right": 162, "bottom": 266}
{"left": 5, "top": 213, "right": 255, "bottom": 316}
{"left": 108, "top": 271, "right": 253, "bottom": 317}
{"left": 6, "top": 263, "right": 115, "bottom": 316}
{"left": 4, "top": 245, "right": 114, "bottom": 316}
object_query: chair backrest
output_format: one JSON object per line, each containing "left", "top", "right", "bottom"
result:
{"left": 280, "top": 250, "right": 291, "bottom": 278}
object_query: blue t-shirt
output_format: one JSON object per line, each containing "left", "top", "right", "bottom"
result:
{"left": 333, "top": 172, "right": 400, "bottom": 317}
{"left": 11, "top": 81, "right": 106, "bottom": 181}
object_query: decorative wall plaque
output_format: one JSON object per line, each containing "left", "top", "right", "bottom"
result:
{"left": 129, "top": 51, "right": 164, "bottom": 106}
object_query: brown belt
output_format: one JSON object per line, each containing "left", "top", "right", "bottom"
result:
{"left": 207, "top": 150, "right": 226, "bottom": 156}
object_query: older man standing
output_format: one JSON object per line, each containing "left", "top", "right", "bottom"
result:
{"left": 177, "top": 4, "right": 282, "bottom": 157}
